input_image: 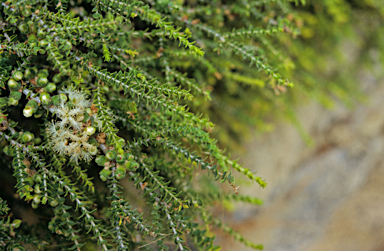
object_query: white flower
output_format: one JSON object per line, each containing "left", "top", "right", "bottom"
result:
{"left": 46, "top": 87, "right": 98, "bottom": 164}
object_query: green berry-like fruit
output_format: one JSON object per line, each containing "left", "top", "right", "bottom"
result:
{"left": 24, "top": 68, "right": 33, "bottom": 79}
{"left": 106, "top": 150, "right": 117, "bottom": 160}
{"left": 28, "top": 34, "right": 37, "bottom": 43}
{"left": 85, "top": 126, "right": 96, "bottom": 135}
{"left": 7, "top": 79, "right": 21, "bottom": 90}
{"left": 115, "top": 166, "right": 126, "bottom": 179}
{"left": 8, "top": 91, "right": 22, "bottom": 106}
{"left": 39, "top": 40, "right": 49, "bottom": 48}
{"left": 18, "top": 23, "right": 30, "bottom": 33}
{"left": 34, "top": 137, "right": 42, "bottom": 145}
{"left": 40, "top": 92, "right": 51, "bottom": 106}
{"left": 38, "top": 69, "right": 49, "bottom": 78}
{"left": 23, "top": 100, "right": 38, "bottom": 117}
{"left": 36, "top": 76, "right": 48, "bottom": 87}
{"left": 52, "top": 74, "right": 62, "bottom": 83}
{"left": 59, "top": 93, "right": 68, "bottom": 103}
{"left": 45, "top": 83, "right": 56, "bottom": 93}
{"left": 21, "top": 131, "right": 35, "bottom": 143}
{"left": 115, "top": 153, "right": 126, "bottom": 164}
{"left": 12, "top": 71, "right": 23, "bottom": 81}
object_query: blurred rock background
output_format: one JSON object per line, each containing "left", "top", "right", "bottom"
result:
{"left": 216, "top": 58, "right": 384, "bottom": 250}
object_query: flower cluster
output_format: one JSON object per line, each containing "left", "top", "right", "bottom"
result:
{"left": 46, "top": 87, "right": 98, "bottom": 163}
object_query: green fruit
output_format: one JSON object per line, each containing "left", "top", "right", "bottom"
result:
{"left": 28, "top": 34, "right": 37, "bottom": 43}
{"left": 8, "top": 91, "right": 22, "bottom": 106}
{"left": 85, "top": 126, "right": 96, "bottom": 135}
{"left": 51, "top": 95, "right": 60, "bottom": 105}
{"left": 52, "top": 74, "right": 62, "bottom": 83}
{"left": 115, "top": 153, "right": 126, "bottom": 164}
{"left": 18, "top": 23, "right": 30, "bottom": 33}
{"left": 33, "top": 137, "right": 42, "bottom": 145}
{"left": 12, "top": 219, "right": 22, "bottom": 228}
{"left": 59, "top": 93, "right": 68, "bottom": 103}
{"left": 12, "top": 71, "right": 23, "bottom": 81}
{"left": 45, "top": 83, "right": 56, "bottom": 93}
{"left": 21, "top": 132, "right": 34, "bottom": 143}
{"left": 31, "top": 201, "right": 39, "bottom": 209}
{"left": 23, "top": 100, "right": 38, "bottom": 117}
{"left": 39, "top": 40, "right": 49, "bottom": 48}
{"left": 89, "top": 146, "right": 98, "bottom": 155}
{"left": 115, "top": 166, "right": 126, "bottom": 179}
{"left": 106, "top": 150, "right": 117, "bottom": 160}
{"left": 38, "top": 69, "right": 49, "bottom": 78}
{"left": 36, "top": 76, "right": 48, "bottom": 87}
{"left": 40, "top": 92, "right": 51, "bottom": 105}
{"left": 7, "top": 79, "right": 21, "bottom": 90}
{"left": 26, "top": 99, "right": 38, "bottom": 109}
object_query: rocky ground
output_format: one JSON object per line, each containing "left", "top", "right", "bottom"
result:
{"left": 216, "top": 71, "right": 384, "bottom": 250}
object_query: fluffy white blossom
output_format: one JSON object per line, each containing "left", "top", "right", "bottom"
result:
{"left": 46, "top": 87, "right": 98, "bottom": 163}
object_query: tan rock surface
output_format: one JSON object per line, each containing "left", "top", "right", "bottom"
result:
{"left": 217, "top": 79, "right": 384, "bottom": 250}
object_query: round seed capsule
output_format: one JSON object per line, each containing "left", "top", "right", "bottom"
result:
{"left": 12, "top": 71, "right": 23, "bottom": 81}
{"left": 21, "top": 131, "right": 34, "bottom": 143}
{"left": 38, "top": 69, "right": 49, "bottom": 78}
{"left": 28, "top": 34, "right": 37, "bottom": 43}
{"left": 115, "top": 166, "right": 126, "bottom": 179}
{"left": 89, "top": 146, "right": 98, "bottom": 155}
{"left": 24, "top": 68, "right": 33, "bottom": 79}
{"left": 36, "top": 76, "right": 48, "bottom": 87}
{"left": 52, "top": 74, "right": 61, "bottom": 83}
{"left": 115, "top": 153, "right": 126, "bottom": 164}
{"left": 33, "top": 137, "right": 42, "bottom": 145}
{"left": 59, "top": 93, "right": 68, "bottom": 103}
{"left": 12, "top": 219, "right": 22, "bottom": 228}
{"left": 106, "top": 150, "right": 117, "bottom": 160}
{"left": 116, "top": 137, "right": 126, "bottom": 147}
{"left": 51, "top": 95, "right": 60, "bottom": 106}
{"left": 26, "top": 100, "right": 38, "bottom": 110}
{"left": 39, "top": 39, "right": 49, "bottom": 48}
{"left": 23, "top": 100, "right": 38, "bottom": 117}
{"left": 8, "top": 91, "right": 21, "bottom": 105}
{"left": 85, "top": 126, "right": 96, "bottom": 135}
{"left": 18, "top": 23, "right": 30, "bottom": 33}
{"left": 40, "top": 92, "right": 51, "bottom": 106}
{"left": 7, "top": 79, "right": 21, "bottom": 90}
{"left": 45, "top": 83, "right": 56, "bottom": 93}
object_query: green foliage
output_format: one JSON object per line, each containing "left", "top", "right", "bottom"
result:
{"left": 0, "top": 0, "right": 383, "bottom": 250}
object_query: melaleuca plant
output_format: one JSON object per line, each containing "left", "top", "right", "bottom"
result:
{"left": 0, "top": 0, "right": 306, "bottom": 250}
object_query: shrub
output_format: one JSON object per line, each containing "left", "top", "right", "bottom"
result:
{"left": 1, "top": 0, "right": 383, "bottom": 250}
